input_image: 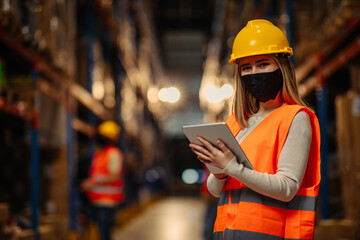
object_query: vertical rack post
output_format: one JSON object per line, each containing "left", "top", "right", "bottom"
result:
{"left": 86, "top": 0, "right": 96, "bottom": 166}
{"left": 316, "top": 54, "right": 330, "bottom": 219}
{"left": 30, "top": 69, "right": 40, "bottom": 240}
{"left": 285, "top": 0, "right": 295, "bottom": 65}
{"left": 67, "top": 106, "right": 79, "bottom": 235}
{"left": 317, "top": 85, "right": 330, "bottom": 219}
{"left": 65, "top": 0, "right": 80, "bottom": 237}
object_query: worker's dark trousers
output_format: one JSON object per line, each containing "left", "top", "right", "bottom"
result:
{"left": 90, "top": 205, "right": 116, "bottom": 240}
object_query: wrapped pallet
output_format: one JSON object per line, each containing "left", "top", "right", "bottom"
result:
{"left": 335, "top": 91, "right": 359, "bottom": 221}
{"left": 0, "top": 203, "right": 9, "bottom": 224}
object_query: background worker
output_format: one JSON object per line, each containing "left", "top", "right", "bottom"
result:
{"left": 189, "top": 19, "right": 321, "bottom": 240}
{"left": 81, "top": 121, "right": 124, "bottom": 240}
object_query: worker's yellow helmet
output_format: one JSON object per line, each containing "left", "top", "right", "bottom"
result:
{"left": 229, "top": 19, "right": 293, "bottom": 64}
{"left": 97, "top": 121, "right": 120, "bottom": 141}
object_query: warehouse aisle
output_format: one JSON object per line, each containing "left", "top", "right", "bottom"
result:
{"left": 113, "top": 197, "right": 207, "bottom": 240}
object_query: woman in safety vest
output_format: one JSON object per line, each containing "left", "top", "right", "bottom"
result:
{"left": 189, "top": 19, "right": 321, "bottom": 240}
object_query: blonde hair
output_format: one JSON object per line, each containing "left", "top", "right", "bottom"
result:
{"left": 232, "top": 55, "right": 308, "bottom": 127}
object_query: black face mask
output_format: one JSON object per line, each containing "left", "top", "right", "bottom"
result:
{"left": 241, "top": 68, "right": 283, "bottom": 102}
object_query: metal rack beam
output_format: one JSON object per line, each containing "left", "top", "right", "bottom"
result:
{"left": 0, "top": 28, "right": 112, "bottom": 122}
{"left": 38, "top": 78, "right": 96, "bottom": 136}
{"left": 299, "top": 35, "right": 360, "bottom": 97}
{"left": 296, "top": 17, "right": 360, "bottom": 83}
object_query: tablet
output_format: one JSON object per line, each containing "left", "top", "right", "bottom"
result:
{"left": 182, "top": 122, "right": 253, "bottom": 173}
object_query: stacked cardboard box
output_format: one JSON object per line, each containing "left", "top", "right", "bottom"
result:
{"left": 335, "top": 90, "right": 359, "bottom": 221}
{"left": 44, "top": 147, "right": 69, "bottom": 240}
{"left": 328, "top": 65, "right": 360, "bottom": 239}
{"left": 314, "top": 219, "right": 356, "bottom": 240}
{"left": 38, "top": 224, "right": 55, "bottom": 240}
{"left": 18, "top": 230, "right": 35, "bottom": 240}
{"left": 0, "top": 203, "right": 9, "bottom": 225}
{"left": 0, "top": 203, "right": 9, "bottom": 239}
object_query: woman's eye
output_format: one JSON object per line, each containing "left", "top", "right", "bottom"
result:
{"left": 259, "top": 62, "right": 270, "bottom": 68}
{"left": 241, "top": 66, "right": 251, "bottom": 71}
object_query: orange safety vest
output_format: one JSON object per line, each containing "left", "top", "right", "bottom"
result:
{"left": 87, "top": 145, "right": 124, "bottom": 204}
{"left": 213, "top": 104, "right": 321, "bottom": 240}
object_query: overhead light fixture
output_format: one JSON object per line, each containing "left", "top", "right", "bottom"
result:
{"left": 92, "top": 80, "right": 105, "bottom": 100}
{"left": 147, "top": 87, "right": 159, "bottom": 103}
{"left": 203, "top": 84, "right": 233, "bottom": 103}
{"left": 221, "top": 84, "right": 234, "bottom": 99}
{"left": 158, "top": 87, "right": 181, "bottom": 103}
{"left": 204, "top": 85, "right": 222, "bottom": 103}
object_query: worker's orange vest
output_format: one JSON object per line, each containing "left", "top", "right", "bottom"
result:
{"left": 213, "top": 104, "right": 321, "bottom": 240}
{"left": 87, "top": 145, "right": 124, "bottom": 203}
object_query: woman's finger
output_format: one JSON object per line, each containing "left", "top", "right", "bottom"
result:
{"left": 190, "top": 143, "right": 212, "bottom": 157}
{"left": 198, "top": 156, "right": 212, "bottom": 164}
{"left": 197, "top": 136, "right": 216, "bottom": 152}
{"left": 216, "top": 140, "right": 229, "bottom": 152}
{"left": 217, "top": 140, "right": 235, "bottom": 159}
{"left": 192, "top": 149, "right": 212, "bottom": 162}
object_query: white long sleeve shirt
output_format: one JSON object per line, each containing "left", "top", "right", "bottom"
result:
{"left": 207, "top": 111, "right": 312, "bottom": 202}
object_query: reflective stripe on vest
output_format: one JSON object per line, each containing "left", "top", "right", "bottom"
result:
{"left": 214, "top": 229, "right": 308, "bottom": 240}
{"left": 91, "top": 185, "right": 123, "bottom": 194}
{"left": 218, "top": 188, "right": 316, "bottom": 211}
{"left": 213, "top": 104, "right": 321, "bottom": 240}
{"left": 92, "top": 173, "right": 110, "bottom": 181}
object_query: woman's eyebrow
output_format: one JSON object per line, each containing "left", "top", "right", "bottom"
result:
{"left": 240, "top": 59, "right": 270, "bottom": 68}
{"left": 255, "top": 59, "right": 270, "bottom": 64}
{"left": 239, "top": 63, "right": 251, "bottom": 68}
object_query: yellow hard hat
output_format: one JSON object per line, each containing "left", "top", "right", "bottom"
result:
{"left": 97, "top": 121, "right": 120, "bottom": 141}
{"left": 229, "top": 19, "right": 293, "bottom": 64}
